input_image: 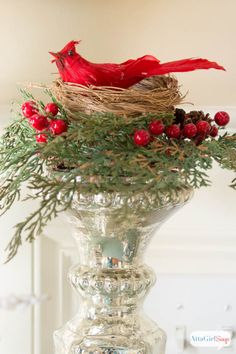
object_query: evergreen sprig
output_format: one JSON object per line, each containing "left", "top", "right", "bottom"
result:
{"left": 0, "top": 92, "right": 235, "bottom": 261}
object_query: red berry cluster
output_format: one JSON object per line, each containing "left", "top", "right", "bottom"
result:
{"left": 175, "top": 109, "right": 230, "bottom": 144}
{"left": 133, "top": 109, "right": 230, "bottom": 147}
{"left": 21, "top": 101, "right": 68, "bottom": 143}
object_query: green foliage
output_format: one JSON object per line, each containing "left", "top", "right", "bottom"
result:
{"left": 0, "top": 92, "right": 235, "bottom": 261}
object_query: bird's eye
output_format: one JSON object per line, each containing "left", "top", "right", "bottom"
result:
{"left": 68, "top": 50, "right": 74, "bottom": 56}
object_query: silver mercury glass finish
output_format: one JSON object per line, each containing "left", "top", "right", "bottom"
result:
{"left": 54, "top": 186, "right": 193, "bottom": 354}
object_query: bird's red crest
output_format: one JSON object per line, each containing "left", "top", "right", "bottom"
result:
{"left": 59, "top": 40, "right": 80, "bottom": 54}
{"left": 49, "top": 40, "right": 80, "bottom": 62}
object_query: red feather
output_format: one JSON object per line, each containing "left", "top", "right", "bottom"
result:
{"left": 50, "top": 41, "right": 225, "bottom": 88}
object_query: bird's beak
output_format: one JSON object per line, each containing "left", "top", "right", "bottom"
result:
{"left": 49, "top": 51, "right": 60, "bottom": 63}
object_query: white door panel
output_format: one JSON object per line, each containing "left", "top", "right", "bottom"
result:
{"left": 33, "top": 233, "right": 78, "bottom": 354}
{"left": 0, "top": 210, "right": 33, "bottom": 354}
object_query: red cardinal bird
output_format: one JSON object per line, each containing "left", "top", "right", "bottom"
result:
{"left": 50, "top": 40, "right": 225, "bottom": 89}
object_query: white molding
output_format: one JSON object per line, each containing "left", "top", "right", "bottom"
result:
{"left": 33, "top": 235, "right": 78, "bottom": 354}
{"left": 33, "top": 239, "right": 42, "bottom": 354}
{"left": 33, "top": 236, "right": 61, "bottom": 354}
{"left": 146, "top": 241, "right": 236, "bottom": 275}
{"left": 58, "top": 247, "right": 77, "bottom": 325}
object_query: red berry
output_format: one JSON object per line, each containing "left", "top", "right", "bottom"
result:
{"left": 50, "top": 119, "right": 68, "bottom": 135}
{"left": 196, "top": 120, "right": 211, "bottom": 135}
{"left": 45, "top": 102, "right": 59, "bottom": 116}
{"left": 30, "top": 114, "right": 49, "bottom": 131}
{"left": 36, "top": 134, "right": 48, "bottom": 143}
{"left": 183, "top": 123, "right": 197, "bottom": 138}
{"left": 134, "top": 129, "right": 150, "bottom": 146}
{"left": 214, "top": 111, "right": 230, "bottom": 126}
{"left": 21, "top": 101, "right": 38, "bottom": 118}
{"left": 210, "top": 125, "right": 218, "bottom": 137}
{"left": 165, "top": 124, "right": 181, "bottom": 138}
{"left": 148, "top": 120, "right": 165, "bottom": 135}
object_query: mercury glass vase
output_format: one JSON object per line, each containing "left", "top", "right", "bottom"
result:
{"left": 54, "top": 186, "right": 193, "bottom": 354}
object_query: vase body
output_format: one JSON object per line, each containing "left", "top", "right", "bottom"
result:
{"left": 54, "top": 187, "right": 192, "bottom": 354}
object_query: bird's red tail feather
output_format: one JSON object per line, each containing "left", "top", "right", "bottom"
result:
{"left": 148, "top": 58, "right": 225, "bottom": 76}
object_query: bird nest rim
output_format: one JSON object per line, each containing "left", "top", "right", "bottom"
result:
{"left": 51, "top": 76, "right": 185, "bottom": 119}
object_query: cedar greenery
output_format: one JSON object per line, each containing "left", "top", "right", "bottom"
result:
{"left": 0, "top": 90, "right": 236, "bottom": 262}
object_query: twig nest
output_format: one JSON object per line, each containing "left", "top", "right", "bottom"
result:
{"left": 51, "top": 75, "right": 184, "bottom": 120}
